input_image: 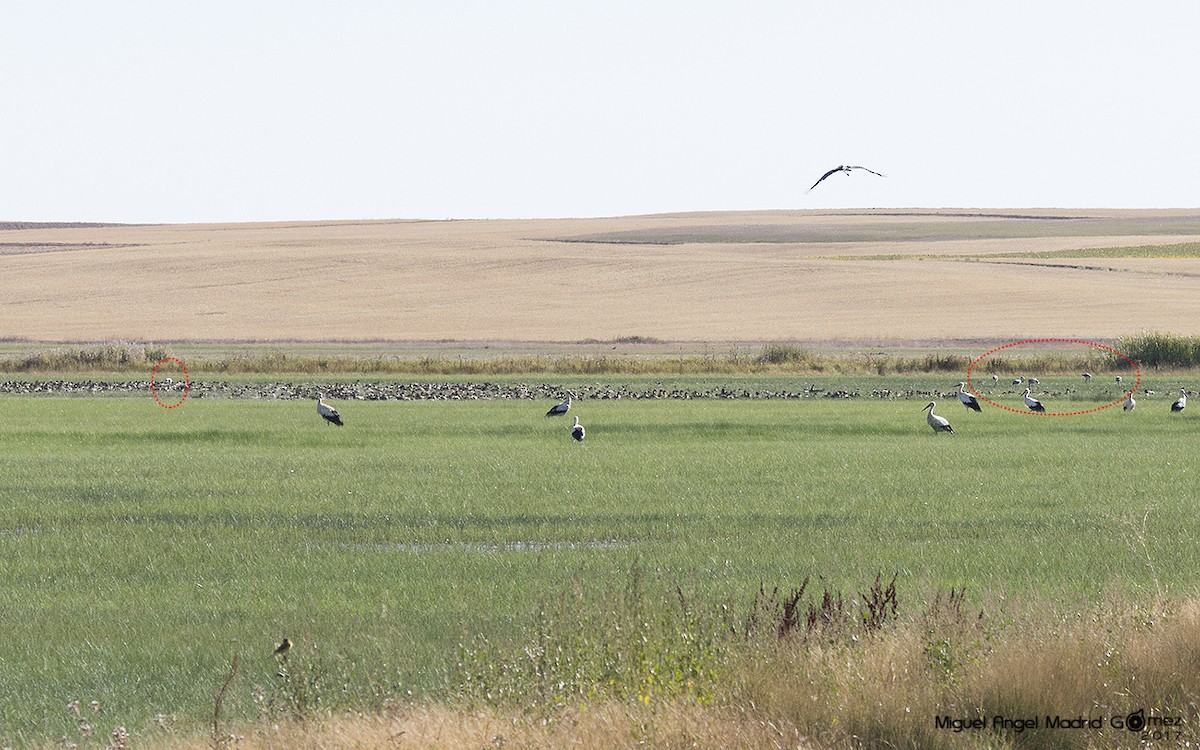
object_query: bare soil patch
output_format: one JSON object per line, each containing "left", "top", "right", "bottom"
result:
{"left": 2, "top": 208, "right": 1199, "bottom": 344}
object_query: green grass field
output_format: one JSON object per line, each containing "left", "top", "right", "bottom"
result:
{"left": 2, "top": 381, "right": 1199, "bottom": 744}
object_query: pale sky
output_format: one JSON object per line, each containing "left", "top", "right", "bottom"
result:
{"left": 3, "top": 2, "right": 1198, "bottom": 223}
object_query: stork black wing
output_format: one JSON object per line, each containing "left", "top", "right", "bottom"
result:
{"left": 807, "top": 166, "right": 844, "bottom": 191}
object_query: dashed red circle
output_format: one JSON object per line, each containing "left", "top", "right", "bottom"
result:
{"left": 965, "top": 338, "right": 1140, "bottom": 417}
{"left": 150, "top": 357, "right": 190, "bottom": 409}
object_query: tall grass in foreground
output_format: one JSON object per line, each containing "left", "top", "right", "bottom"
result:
{"left": 448, "top": 573, "right": 1199, "bottom": 750}
{"left": 122, "top": 580, "right": 1200, "bottom": 750}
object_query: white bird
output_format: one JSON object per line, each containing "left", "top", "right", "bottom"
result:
{"left": 807, "top": 164, "right": 886, "bottom": 192}
{"left": 1171, "top": 388, "right": 1187, "bottom": 413}
{"left": 957, "top": 382, "right": 982, "bottom": 412}
{"left": 1011, "top": 377, "right": 1023, "bottom": 386}
{"left": 1116, "top": 376, "right": 1123, "bottom": 385}
{"left": 316, "top": 394, "right": 344, "bottom": 426}
{"left": 923, "top": 402, "right": 954, "bottom": 434}
{"left": 1027, "top": 377, "right": 1040, "bottom": 385}
{"left": 1023, "top": 388, "right": 1046, "bottom": 413}
{"left": 570, "top": 415, "right": 585, "bottom": 442}
{"left": 546, "top": 391, "right": 574, "bottom": 417}
{"left": 1124, "top": 393, "right": 1136, "bottom": 412}
{"left": 1081, "top": 372, "right": 1093, "bottom": 382}
{"left": 991, "top": 374, "right": 999, "bottom": 383}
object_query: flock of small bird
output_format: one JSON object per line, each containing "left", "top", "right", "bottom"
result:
{"left": 316, "top": 390, "right": 587, "bottom": 441}
{"left": 924, "top": 374, "right": 1189, "bottom": 434}
{"left": 320, "top": 374, "right": 1188, "bottom": 439}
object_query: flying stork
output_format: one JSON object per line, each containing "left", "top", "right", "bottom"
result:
{"left": 570, "top": 415, "right": 585, "bottom": 442}
{"left": 923, "top": 402, "right": 954, "bottom": 434}
{"left": 1171, "top": 388, "right": 1187, "bottom": 413}
{"left": 1124, "top": 393, "right": 1136, "bottom": 412}
{"left": 957, "top": 382, "right": 982, "bottom": 412}
{"left": 546, "top": 391, "right": 574, "bottom": 417}
{"left": 807, "top": 164, "right": 886, "bottom": 192}
{"left": 1023, "top": 388, "right": 1046, "bottom": 413}
{"left": 316, "top": 394, "right": 344, "bottom": 426}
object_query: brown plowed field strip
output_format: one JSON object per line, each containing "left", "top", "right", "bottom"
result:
{"left": 3, "top": 208, "right": 1199, "bottom": 345}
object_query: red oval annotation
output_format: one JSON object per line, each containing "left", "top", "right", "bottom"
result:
{"left": 965, "top": 338, "right": 1140, "bottom": 417}
{"left": 150, "top": 357, "right": 190, "bottom": 409}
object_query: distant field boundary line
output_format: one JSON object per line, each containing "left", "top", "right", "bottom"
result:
{"left": 0, "top": 336, "right": 1067, "bottom": 349}
{"left": 965, "top": 259, "right": 1193, "bottom": 277}
{"left": 882, "top": 257, "right": 1200, "bottom": 280}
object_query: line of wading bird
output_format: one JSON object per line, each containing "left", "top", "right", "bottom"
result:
{"left": 319, "top": 374, "right": 1186, "bottom": 440}
{"left": 925, "top": 374, "right": 1189, "bottom": 435}
{"left": 316, "top": 391, "right": 586, "bottom": 441}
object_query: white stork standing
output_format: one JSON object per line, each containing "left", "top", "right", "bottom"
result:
{"left": 807, "top": 164, "right": 886, "bottom": 192}
{"left": 546, "top": 391, "right": 574, "bottom": 417}
{"left": 316, "top": 394, "right": 344, "bottom": 426}
{"left": 1027, "top": 377, "right": 1040, "bottom": 385}
{"left": 923, "top": 402, "right": 954, "bottom": 434}
{"left": 957, "top": 382, "right": 982, "bottom": 412}
{"left": 1022, "top": 388, "right": 1046, "bottom": 413}
{"left": 570, "top": 415, "right": 585, "bottom": 442}
{"left": 1116, "top": 376, "right": 1123, "bottom": 385}
{"left": 1171, "top": 388, "right": 1187, "bottom": 413}
{"left": 1081, "top": 372, "right": 1093, "bottom": 382}
{"left": 1124, "top": 393, "right": 1136, "bottom": 412}
{"left": 991, "top": 374, "right": 999, "bottom": 383}
{"left": 1011, "top": 377, "right": 1023, "bottom": 386}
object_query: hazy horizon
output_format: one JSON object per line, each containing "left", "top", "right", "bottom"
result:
{"left": 4, "top": 2, "right": 1198, "bottom": 223}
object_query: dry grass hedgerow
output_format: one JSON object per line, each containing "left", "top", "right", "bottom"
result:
{"left": 732, "top": 593, "right": 1200, "bottom": 750}
{"left": 132, "top": 702, "right": 809, "bottom": 750}
{"left": 0, "top": 340, "right": 1169, "bottom": 376}
{"left": 29, "top": 589, "right": 1200, "bottom": 750}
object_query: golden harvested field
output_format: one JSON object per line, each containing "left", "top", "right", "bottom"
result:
{"left": 4, "top": 208, "right": 1200, "bottom": 347}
